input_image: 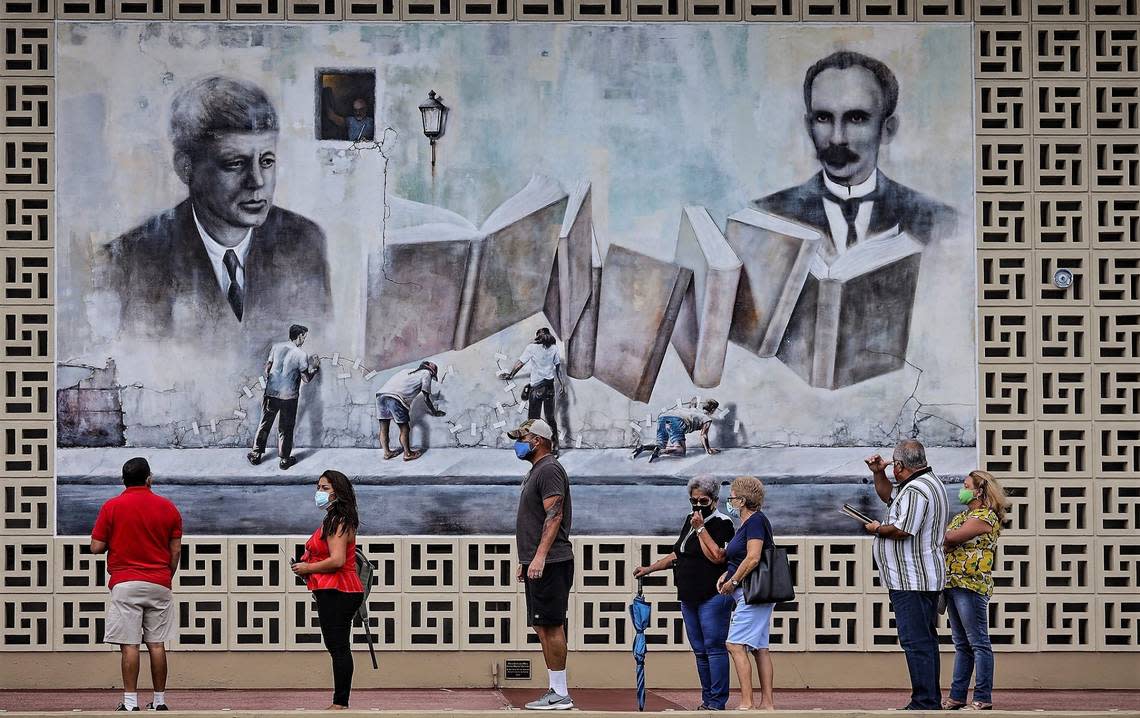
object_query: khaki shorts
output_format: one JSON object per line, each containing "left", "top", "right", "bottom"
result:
{"left": 104, "top": 581, "right": 174, "bottom": 645}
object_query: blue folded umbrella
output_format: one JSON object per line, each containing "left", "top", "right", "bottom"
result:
{"left": 629, "top": 579, "right": 653, "bottom": 712}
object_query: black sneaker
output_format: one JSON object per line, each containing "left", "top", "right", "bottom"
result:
{"left": 115, "top": 704, "right": 140, "bottom": 712}
{"left": 246, "top": 451, "right": 262, "bottom": 466}
{"left": 279, "top": 456, "right": 297, "bottom": 470}
{"left": 146, "top": 703, "right": 169, "bottom": 711}
{"left": 648, "top": 446, "right": 661, "bottom": 463}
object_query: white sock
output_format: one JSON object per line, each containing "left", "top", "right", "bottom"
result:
{"left": 152, "top": 692, "right": 166, "bottom": 707}
{"left": 548, "top": 669, "right": 568, "bottom": 696}
{"left": 123, "top": 693, "right": 138, "bottom": 710}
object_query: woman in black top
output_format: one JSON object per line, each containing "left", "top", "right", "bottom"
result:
{"left": 634, "top": 476, "right": 734, "bottom": 710}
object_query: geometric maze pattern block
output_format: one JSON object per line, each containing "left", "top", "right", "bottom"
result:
{"left": 0, "top": 192, "right": 53, "bottom": 246}
{"left": 176, "top": 539, "right": 228, "bottom": 592}
{"left": 574, "top": 538, "right": 631, "bottom": 594}
{"left": 1, "top": 249, "right": 53, "bottom": 303}
{"left": 0, "top": 536, "right": 51, "bottom": 592}
{"left": 54, "top": 539, "right": 107, "bottom": 592}
{"left": 54, "top": 594, "right": 110, "bottom": 650}
{"left": 404, "top": 539, "right": 458, "bottom": 592}
{"left": 229, "top": 595, "right": 286, "bottom": 649}
{"left": 0, "top": 363, "right": 52, "bottom": 419}
{"left": 1, "top": 478, "right": 51, "bottom": 533}
{"left": 0, "top": 420, "right": 51, "bottom": 476}
{"left": 1040, "top": 595, "right": 1096, "bottom": 650}
{"left": 173, "top": 594, "right": 227, "bottom": 650}
{"left": 0, "top": 595, "right": 50, "bottom": 649}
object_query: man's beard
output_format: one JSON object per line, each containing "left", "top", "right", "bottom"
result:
{"left": 817, "top": 144, "right": 860, "bottom": 166}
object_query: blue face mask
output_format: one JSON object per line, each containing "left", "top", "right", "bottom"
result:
{"left": 725, "top": 499, "right": 740, "bottom": 519}
{"left": 315, "top": 490, "right": 332, "bottom": 510}
{"left": 514, "top": 440, "right": 535, "bottom": 460}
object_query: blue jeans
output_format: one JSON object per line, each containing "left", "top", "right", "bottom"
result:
{"left": 680, "top": 593, "right": 733, "bottom": 710}
{"left": 889, "top": 589, "right": 942, "bottom": 710}
{"left": 656, "top": 416, "right": 687, "bottom": 448}
{"left": 945, "top": 587, "right": 993, "bottom": 704}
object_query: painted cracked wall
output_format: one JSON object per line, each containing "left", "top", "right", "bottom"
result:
{"left": 56, "top": 22, "right": 976, "bottom": 453}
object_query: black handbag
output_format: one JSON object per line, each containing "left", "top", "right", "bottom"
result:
{"left": 741, "top": 543, "right": 795, "bottom": 605}
{"left": 520, "top": 384, "right": 531, "bottom": 401}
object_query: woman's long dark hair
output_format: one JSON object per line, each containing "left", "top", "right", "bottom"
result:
{"left": 321, "top": 469, "right": 360, "bottom": 539}
{"left": 536, "top": 328, "right": 556, "bottom": 348}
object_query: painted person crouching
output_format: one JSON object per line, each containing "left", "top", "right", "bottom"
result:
{"left": 634, "top": 476, "right": 735, "bottom": 710}
{"left": 632, "top": 398, "right": 720, "bottom": 463}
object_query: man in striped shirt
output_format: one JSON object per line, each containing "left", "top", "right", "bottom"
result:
{"left": 863, "top": 440, "right": 950, "bottom": 711}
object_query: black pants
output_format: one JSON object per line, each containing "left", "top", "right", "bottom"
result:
{"left": 254, "top": 396, "right": 298, "bottom": 458}
{"left": 527, "top": 379, "right": 558, "bottom": 449}
{"left": 313, "top": 589, "right": 364, "bottom": 707}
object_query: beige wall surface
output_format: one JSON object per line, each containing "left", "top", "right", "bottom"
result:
{"left": 3, "top": 651, "right": 1140, "bottom": 690}
{"left": 1, "top": 0, "right": 1138, "bottom": 690}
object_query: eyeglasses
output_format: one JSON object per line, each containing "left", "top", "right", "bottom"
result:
{"left": 727, "top": 496, "right": 743, "bottom": 504}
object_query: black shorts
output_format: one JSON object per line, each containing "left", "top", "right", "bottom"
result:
{"left": 524, "top": 558, "right": 574, "bottom": 627}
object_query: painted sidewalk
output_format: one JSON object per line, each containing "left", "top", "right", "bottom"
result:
{"left": 1, "top": 689, "right": 1138, "bottom": 713}
{"left": 56, "top": 446, "right": 975, "bottom": 535}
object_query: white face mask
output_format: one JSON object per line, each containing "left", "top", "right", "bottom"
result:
{"left": 314, "top": 490, "right": 332, "bottom": 510}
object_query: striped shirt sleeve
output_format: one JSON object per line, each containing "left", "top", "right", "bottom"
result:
{"left": 892, "top": 487, "right": 928, "bottom": 536}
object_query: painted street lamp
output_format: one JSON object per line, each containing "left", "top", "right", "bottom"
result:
{"left": 418, "top": 90, "right": 449, "bottom": 169}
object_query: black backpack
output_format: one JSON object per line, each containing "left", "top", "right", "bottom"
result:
{"left": 354, "top": 547, "right": 378, "bottom": 669}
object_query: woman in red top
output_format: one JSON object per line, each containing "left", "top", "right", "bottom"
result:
{"left": 290, "top": 470, "right": 364, "bottom": 709}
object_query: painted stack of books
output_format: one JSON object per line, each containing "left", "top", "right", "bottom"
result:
{"left": 364, "top": 176, "right": 924, "bottom": 402}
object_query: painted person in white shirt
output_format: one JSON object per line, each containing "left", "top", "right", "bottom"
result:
{"left": 375, "top": 361, "right": 445, "bottom": 462}
{"left": 498, "top": 328, "right": 565, "bottom": 454}
{"left": 247, "top": 324, "right": 320, "bottom": 470}
{"left": 631, "top": 399, "right": 721, "bottom": 463}
{"left": 862, "top": 439, "right": 951, "bottom": 711}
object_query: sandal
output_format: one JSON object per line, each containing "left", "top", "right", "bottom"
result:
{"left": 942, "top": 698, "right": 967, "bottom": 710}
{"left": 964, "top": 702, "right": 992, "bottom": 711}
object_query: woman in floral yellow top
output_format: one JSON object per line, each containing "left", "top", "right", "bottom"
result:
{"left": 942, "top": 470, "right": 1008, "bottom": 711}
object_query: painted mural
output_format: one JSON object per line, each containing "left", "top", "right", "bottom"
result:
{"left": 55, "top": 23, "right": 976, "bottom": 534}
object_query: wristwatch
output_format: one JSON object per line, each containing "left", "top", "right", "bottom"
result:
{"left": 730, "top": 578, "right": 740, "bottom": 587}
{"left": 695, "top": 526, "right": 706, "bottom": 535}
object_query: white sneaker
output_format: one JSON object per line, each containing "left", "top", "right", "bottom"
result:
{"left": 524, "top": 689, "right": 574, "bottom": 710}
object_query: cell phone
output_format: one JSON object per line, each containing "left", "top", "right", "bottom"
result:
{"left": 289, "top": 557, "right": 297, "bottom": 566}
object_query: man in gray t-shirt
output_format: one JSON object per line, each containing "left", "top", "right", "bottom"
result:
{"left": 508, "top": 418, "right": 575, "bottom": 711}
{"left": 248, "top": 324, "right": 319, "bottom": 470}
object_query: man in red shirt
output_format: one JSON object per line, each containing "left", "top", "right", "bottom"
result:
{"left": 91, "top": 457, "right": 183, "bottom": 711}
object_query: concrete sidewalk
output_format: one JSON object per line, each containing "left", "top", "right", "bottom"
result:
{"left": 0, "top": 688, "right": 1137, "bottom": 713}
{"left": 56, "top": 446, "right": 976, "bottom": 535}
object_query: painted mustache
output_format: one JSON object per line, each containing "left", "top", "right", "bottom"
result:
{"left": 818, "top": 145, "right": 860, "bottom": 165}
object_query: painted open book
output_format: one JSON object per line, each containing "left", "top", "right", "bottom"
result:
{"left": 726, "top": 207, "right": 923, "bottom": 390}
{"left": 364, "top": 175, "right": 568, "bottom": 370}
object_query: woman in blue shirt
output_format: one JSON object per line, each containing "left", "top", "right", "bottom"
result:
{"left": 717, "top": 476, "right": 776, "bottom": 711}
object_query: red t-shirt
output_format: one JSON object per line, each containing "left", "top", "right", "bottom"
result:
{"left": 302, "top": 527, "right": 363, "bottom": 593}
{"left": 91, "top": 486, "right": 183, "bottom": 589}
